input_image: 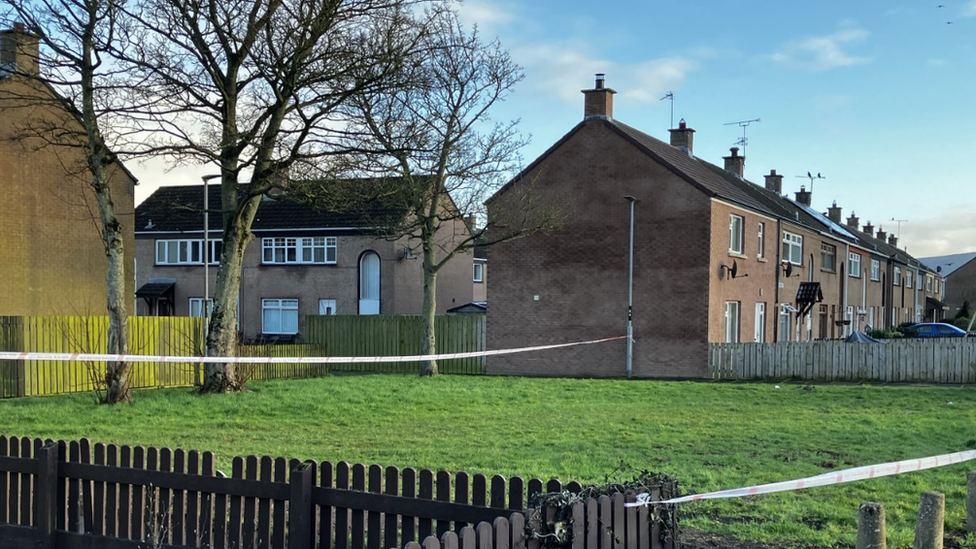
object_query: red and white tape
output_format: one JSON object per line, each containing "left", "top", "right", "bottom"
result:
{"left": 627, "top": 449, "right": 976, "bottom": 506}
{"left": 0, "top": 335, "right": 625, "bottom": 364}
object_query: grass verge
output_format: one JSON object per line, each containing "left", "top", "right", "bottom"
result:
{"left": 2, "top": 375, "right": 975, "bottom": 548}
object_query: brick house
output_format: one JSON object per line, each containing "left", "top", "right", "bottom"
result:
{"left": 920, "top": 252, "right": 976, "bottom": 320}
{"left": 0, "top": 24, "right": 136, "bottom": 317}
{"left": 134, "top": 184, "right": 476, "bottom": 340}
{"left": 485, "top": 75, "right": 943, "bottom": 378}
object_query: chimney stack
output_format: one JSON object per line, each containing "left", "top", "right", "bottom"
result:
{"left": 582, "top": 73, "right": 616, "bottom": 120}
{"left": 863, "top": 221, "right": 874, "bottom": 236}
{"left": 0, "top": 23, "right": 39, "bottom": 77}
{"left": 723, "top": 147, "right": 745, "bottom": 178}
{"left": 764, "top": 169, "right": 783, "bottom": 194}
{"left": 827, "top": 201, "right": 842, "bottom": 224}
{"left": 876, "top": 227, "right": 887, "bottom": 241}
{"left": 846, "top": 211, "right": 860, "bottom": 230}
{"left": 668, "top": 119, "right": 695, "bottom": 155}
{"left": 888, "top": 234, "right": 898, "bottom": 247}
{"left": 794, "top": 185, "right": 812, "bottom": 206}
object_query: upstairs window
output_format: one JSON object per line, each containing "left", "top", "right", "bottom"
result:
{"left": 893, "top": 266, "right": 901, "bottom": 286}
{"left": 473, "top": 263, "right": 484, "bottom": 282}
{"left": 156, "top": 239, "right": 221, "bottom": 265}
{"left": 926, "top": 275, "right": 933, "bottom": 292}
{"left": 729, "top": 214, "right": 744, "bottom": 254}
{"left": 820, "top": 243, "right": 836, "bottom": 272}
{"left": 262, "top": 237, "right": 337, "bottom": 264}
{"left": 782, "top": 231, "right": 803, "bottom": 265}
{"left": 757, "top": 222, "right": 765, "bottom": 259}
{"left": 906, "top": 270, "right": 913, "bottom": 288}
{"left": 871, "top": 259, "right": 881, "bottom": 281}
{"left": 849, "top": 252, "right": 861, "bottom": 277}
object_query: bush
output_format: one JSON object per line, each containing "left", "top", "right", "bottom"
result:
{"left": 954, "top": 316, "right": 973, "bottom": 331}
{"left": 869, "top": 328, "right": 902, "bottom": 339}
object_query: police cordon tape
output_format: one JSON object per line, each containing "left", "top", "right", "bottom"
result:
{"left": 0, "top": 335, "right": 626, "bottom": 364}
{"left": 627, "top": 449, "right": 976, "bottom": 507}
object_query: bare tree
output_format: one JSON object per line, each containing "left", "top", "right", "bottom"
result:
{"left": 117, "top": 0, "right": 439, "bottom": 391}
{"left": 345, "top": 11, "right": 559, "bottom": 376}
{"left": 1, "top": 1, "right": 134, "bottom": 402}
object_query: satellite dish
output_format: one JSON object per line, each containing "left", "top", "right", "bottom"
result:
{"left": 730, "top": 260, "right": 739, "bottom": 279}
{"left": 937, "top": 266, "right": 942, "bottom": 273}
{"left": 785, "top": 262, "right": 794, "bottom": 278}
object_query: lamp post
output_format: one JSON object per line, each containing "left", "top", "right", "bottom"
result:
{"left": 201, "top": 174, "right": 220, "bottom": 356}
{"left": 624, "top": 195, "right": 637, "bottom": 379}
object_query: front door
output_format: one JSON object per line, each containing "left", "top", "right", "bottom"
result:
{"left": 359, "top": 252, "right": 380, "bottom": 315}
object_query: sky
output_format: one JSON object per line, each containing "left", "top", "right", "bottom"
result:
{"left": 131, "top": 0, "right": 976, "bottom": 259}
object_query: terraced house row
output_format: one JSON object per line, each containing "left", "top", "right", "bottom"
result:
{"left": 486, "top": 75, "right": 946, "bottom": 378}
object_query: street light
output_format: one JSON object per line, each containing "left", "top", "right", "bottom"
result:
{"left": 201, "top": 174, "right": 220, "bottom": 357}
{"left": 624, "top": 195, "right": 637, "bottom": 379}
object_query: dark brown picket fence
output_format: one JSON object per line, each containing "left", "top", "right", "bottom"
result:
{"left": 0, "top": 435, "right": 678, "bottom": 549}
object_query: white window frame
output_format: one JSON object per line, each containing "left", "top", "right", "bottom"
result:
{"left": 778, "top": 307, "right": 792, "bottom": 342}
{"left": 262, "top": 298, "right": 299, "bottom": 334}
{"left": 725, "top": 301, "right": 740, "bottom": 343}
{"left": 782, "top": 231, "right": 803, "bottom": 265}
{"left": 318, "top": 299, "right": 337, "bottom": 316}
{"left": 473, "top": 262, "right": 484, "bottom": 283}
{"left": 757, "top": 222, "right": 765, "bottom": 259}
{"left": 926, "top": 275, "right": 933, "bottom": 292}
{"left": 871, "top": 259, "right": 881, "bottom": 281}
{"left": 754, "top": 302, "right": 765, "bottom": 343}
{"left": 155, "top": 239, "right": 221, "bottom": 265}
{"left": 893, "top": 266, "right": 901, "bottom": 286}
{"left": 261, "top": 237, "right": 337, "bottom": 265}
{"left": 906, "top": 270, "right": 913, "bottom": 289}
{"left": 849, "top": 252, "right": 861, "bottom": 278}
{"left": 188, "top": 298, "right": 214, "bottom": 318}
{"left": 729, "top": 214, "right": 744, "bottom": 255}
{"left": 820, "top": 243, "right": 836, "bottom": 272}
{"left": 935, "top": 278, "right": 940, "bottom": 294}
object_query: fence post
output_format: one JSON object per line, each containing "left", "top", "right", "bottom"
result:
{"left": 288, "top": 461, "right": 314, "bottom": 549}
{"left": 34, "top": 441, "right": 59, "bottom": 549}
{"left": 967, "top": 472, "right": 976, "bottom": 532}
{"left": 914, "top": 491, "right": 944, "bottom": 549}
{"left": 857, "top": 502, "right": 886, "bottom": 549}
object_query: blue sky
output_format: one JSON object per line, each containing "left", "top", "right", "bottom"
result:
{"left": 133, "top": 0, "right": 976, "bottom": 258}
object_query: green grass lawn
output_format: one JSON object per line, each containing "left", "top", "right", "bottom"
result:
{"left": 2, "top": 375, "right": 975, "bottom": 548}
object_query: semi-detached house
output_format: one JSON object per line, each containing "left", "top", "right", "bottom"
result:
{"left": 486, "top": 75, "right": 944, "bottom": 379}
{"left": 134, "top": 184, "right": 477, "bottom": 340}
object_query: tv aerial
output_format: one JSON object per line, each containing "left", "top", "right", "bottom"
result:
{"left": 661, "top": 91, "right": 675, "bottom": 129}
{"left": 891, "top": 217, "right": 908, "bottom": 237}
{"left": 796, "top": 171, "right": 826, "bottom": 193}
{"left": 724, "top": 118, "right": 760, "bottom": 156}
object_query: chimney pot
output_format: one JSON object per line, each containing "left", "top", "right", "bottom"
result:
{"left": 581, "top": 73, "right": 616, "bottom": 120}
{"left": 863, "top": 221, "right": 874, "bottom": 235}
{"left": 827, "top": 201, "right": 843, "bottom": 224}
{"left": 764, "top": 170, "right": 783, "bottom": 194}
{"left": 794, "top": 185, "right": 812, "bottom": 206}
{"left": 876, "top": 227, "right": 887, "bottom": 241}
{"left": 888, "top": 234, "right": 898, "bottom": 247}
{"left": 1, "top": 22, "right": 40, "bottom": 77}
{"left": 668, "top": 119, "right": 695, "bottom": 155}
{"left": 723, "top": 147, "right": 745, "bottom": 178}
{"left": 846, "top": 211, "right": 860, "bottom": 230}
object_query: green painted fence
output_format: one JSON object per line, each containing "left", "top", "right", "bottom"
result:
{"left": 305, "top": 315, "right": 486, "bottom": 374}
{"left": 0, "top": 315, "right": 203, "bottom": 398}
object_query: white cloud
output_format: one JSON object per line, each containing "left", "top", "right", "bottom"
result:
{"left": 457, "top": 0, "right": 519, "bottom": 37}
{"left": 894, "top": 206, "right": 976, "bottom": 257}
{"left": 962, "top": 0, "right": 976, "bottom": 17}
{"left": 769, "top": 25, "right": 871, "bottom": 71}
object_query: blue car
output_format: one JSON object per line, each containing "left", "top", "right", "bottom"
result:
{"left": 908, "top": 323, "right": 969, "bottom": 338}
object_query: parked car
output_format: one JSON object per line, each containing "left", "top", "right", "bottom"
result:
{"left": 907, "top": 323, "right": 970, "bottom": 338}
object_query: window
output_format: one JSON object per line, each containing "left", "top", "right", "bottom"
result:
{"left": 779, "top": 307, "right": 792, "bottom": 342}
{"left": 893, "top": 266, "right": 901, "bottom": 286}
{"left": 871, "top": 259, "right": 881, "bottom": 281}
{"left": 757, "top": 222, "right": 765, "bottom": 259}
{"left": 935, "top": 278, "right": 940, "bottom": 294}
{"left": 473, "top": 263, "right": 484, "bottom": 283}
{"left": 926, "top": 275, "right": 933, "bottom": 292}
{"left": 906, "top": 270, "right": 913, "bottom": 289}
{"left": 754, "top": 302, "right": 765, "bottom": 343}
{"left": 729, "top": 215, "right": 744, "bottom": 254}
{"left": 262, "top": 299, "right": 299, "bottom": 334}
{"left": 318, "top": 299, "right": 337, "bottom": 315}
{"left": 820, "top": 243, "right": 836, "bottom": 272}
{"left": 782, "top": 231, "right": 803, "bottom": 265}
{"left": 188, "top": 298, "right": 213, "bottom": 317}
{"left": 262, "top": 237, "right": 337, "bottom": 264}
{"left": 725, "top": 301, "right": 740, "bottom": 343}
{"left": 156, "top": 239, "right": 221, "bottom": 265}
{"left": 849, "top": 252, "right": 861, "bottom": 278}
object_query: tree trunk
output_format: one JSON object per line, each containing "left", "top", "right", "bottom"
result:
{"left": 420, "top": 258, "right": 438, "bottom": 376}
{"left": 94, "top": 172, "right": 131, "bottom": 404}
{"left": 200, "top": 192, "right": 260, "bottom": 393}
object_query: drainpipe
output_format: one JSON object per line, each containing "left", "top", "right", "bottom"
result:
{"left": 843, "top": 244, "right": 850, "bottom": 336}
{"left": 773, "top": 219, "right": 782, "bottom": 341}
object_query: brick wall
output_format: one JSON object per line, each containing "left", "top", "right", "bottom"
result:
{"left": 487, "top": 121, "right": 711, "bottom": 378}
{"left": 0, "top": 77, "right": 135, "bottom": 316}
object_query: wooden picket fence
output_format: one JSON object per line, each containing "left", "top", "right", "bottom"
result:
{"left": 709, "top": 339, "right": 976, "bottom": 383}
{"left": 305, "top": 315, "right": 486, "bottom": 375}
{"left": 0, "top": 435, "right": 678, "bottom": 549}
{"left": 237, "top": 343, "right": 330, "bottom": 381}
{"left": 0, "top": 316, "right": 203, "bottom": 398}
